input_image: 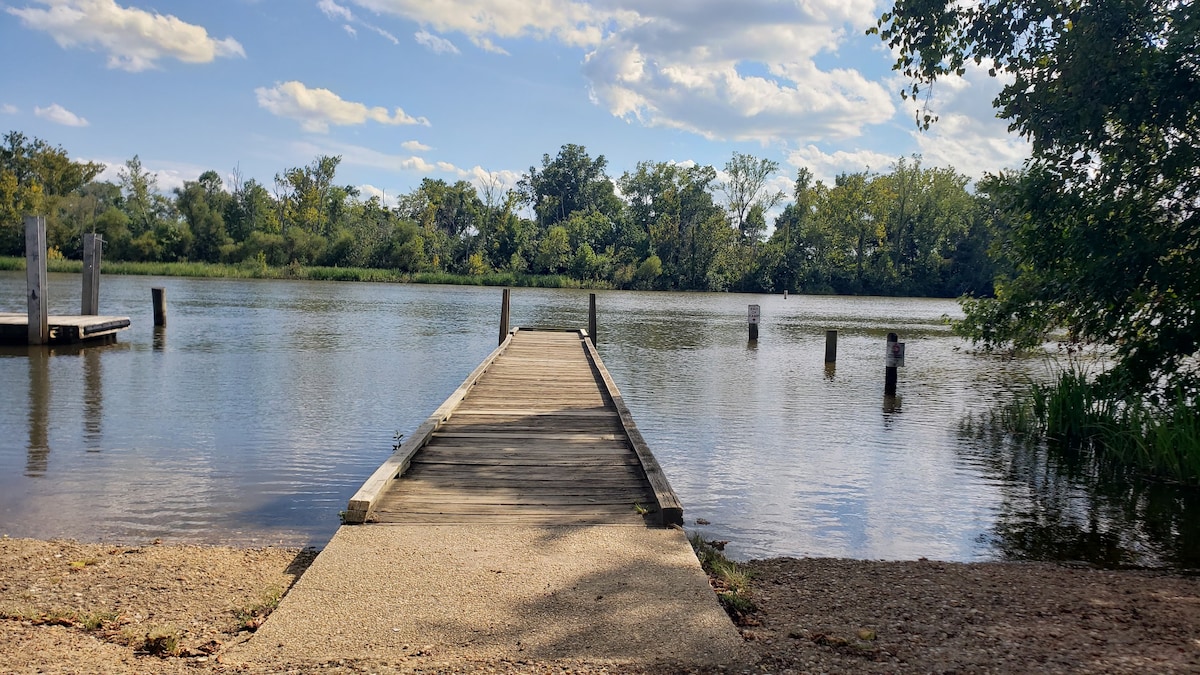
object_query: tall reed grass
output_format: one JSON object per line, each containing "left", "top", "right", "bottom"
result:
{"left": 995, "top": 366, "right": 1200, "bottom": 484}
{"left": 0, "top": 256, "right": 613, "bottom": 289}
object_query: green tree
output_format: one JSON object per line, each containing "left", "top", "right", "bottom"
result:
{"left": 877, "top": 0, "right": 1200, "bottom": 400}
{"left": 519, "top": 144, "right": 621, "bottom": 228}
{"left": 718, "top": 152, "right": 785, "bottom": 243}
{"left": 1, "top": 131, "right": 103, "bottom": 254}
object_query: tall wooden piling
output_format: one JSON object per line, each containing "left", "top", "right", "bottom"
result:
{"left": 81, "top": 233, "right": 101, "bottom": 315}
{"left": 748, "top": 304, "right": 760, "bottom": 342}
{"left": 498, "top": 288, "right": 510, "bottom": 345}
{"left": 885, "top": 332, "right": 899, "bottom": 396}
{"left": 588, "top": 293, "right": 597, "bottom": 346}
{"left": 24, "top": 216, "right": 49, "bottom": 345}
{"left": 152, "top": 287, "right": 167, "bottom": 327}
{"left": 824, "top": 330, "right": 838, "bottom": 363}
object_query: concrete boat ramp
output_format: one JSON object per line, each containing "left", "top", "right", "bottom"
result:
{"left": 226, "top": 329, "right": 746, "bottom": 670}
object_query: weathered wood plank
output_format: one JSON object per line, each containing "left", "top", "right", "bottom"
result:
{"left": 350, "top": 327, "right": 680, "bottom": 527}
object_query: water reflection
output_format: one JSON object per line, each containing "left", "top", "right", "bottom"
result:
{"left": 962, "top": 424, "right": 1200, "bottom": 568}
{"left": 27, "top": 348, "right": 49, "bottom": 477}
{"left": 83, "top": 347, "right": 102, "bottom": 450}
{"left": 2, "top": 273, "right": 1195, "bottom": 566}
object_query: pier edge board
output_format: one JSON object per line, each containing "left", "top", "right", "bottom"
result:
{"left": 582, "top": 330, "right": 684, "bottom": 527}
{"left": 343, "top": 328, "right": 519, "bottom": 523}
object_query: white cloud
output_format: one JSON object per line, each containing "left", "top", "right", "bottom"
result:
{"left": 350, "top": 1, "right": 894, "bottom": 145}
{"left": 1, "top": 104, "right": 18, "bottom": 115}
{"left": 318, "top": 0, "right": 399, "bottom": 44}
{"left": 786, "top": 145, "right": 898, "bottom": 183}
{"left": 92, "top": 157, "right": 206, "bottom": 194}
{"left": 8, "top": 0, "right": 245, "bottom": 72}
{"left": 402, "top": 140, "right": 432, "bottom": 152}
{"left": 256, "top": 81, "right": 430, "bottom": 133}
{"left": 415, "top": 30, "right": 459, "bottom": 54}
{"left": 902, "top": 65, "right": 1029, "bottom": 178}
{"left": 318, "top": 0, "right": 354, "bottom": 22}
{"left": 34, "top": 103, "right": 89, "bottom": 127}
{"left": 293, "top": 139, "right": 445, "bottom": 173}
{"left": 357, "top": 183, "right": 399, "bottom": 206}
{"left": 350, "top": 0, "right": 607, "bottom": 48}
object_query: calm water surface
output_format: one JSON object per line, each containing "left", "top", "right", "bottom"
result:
{"left": 2, "top": 272, "right": 1195, "bottom": 566}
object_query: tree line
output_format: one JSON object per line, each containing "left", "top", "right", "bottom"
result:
{"left": 2, "top": 130, "right": 1008, "bottom": 297}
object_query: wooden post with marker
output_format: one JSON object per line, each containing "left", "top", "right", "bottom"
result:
{"left": 24, "top": 216, "right": 49, "bottom": 345}
{"left": 748, "top": 304, "right": 760, "bottom": 342}
{"left": 885, "top": 332, "right": 904, "bottom": 396}
{"left": 81, "top": 233, "right": 101, "bottom": 315}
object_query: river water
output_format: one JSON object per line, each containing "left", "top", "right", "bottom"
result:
{"left": 2, "top": 272, "right": 1197, "bottom": 566}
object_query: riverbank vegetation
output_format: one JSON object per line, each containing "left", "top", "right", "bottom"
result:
{"left": 3, "top": 132, "right": 1001, "bottom": 297}
{"left": 878, "top": 0, "right": 1199, "bottom": 480}
{"left": 0, "top": 254, "right": 595, "bottom": 288}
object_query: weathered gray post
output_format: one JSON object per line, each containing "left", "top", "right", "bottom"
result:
{"left": 152, "top": 287, "right": 167, "bottom": 327}
{"left": 885, "top": 332, "right": 899, "bottom": 396}
{"left": 81, "top": 233, "right": 101, "bottom": 315}
{"left": 748, "top": 304, "right": 760, "bottom": 341}
{"left": 24, "top": 216, "right": 49, "bottom": 345}
{"left": 498, "top": 288, "right": 510, "bottom": 345}
{"left": 588, "top": 292, "right": 597, "bottom": 346}
{"left": 824, "top": 330, "right": 838, "bottom": 363}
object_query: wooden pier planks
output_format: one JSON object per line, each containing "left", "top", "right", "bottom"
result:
{"left": 347, "top": 328, "right": 682, "bottom": 526}
{"left": 0, "top": 313, "right": 130, "bottom": 344}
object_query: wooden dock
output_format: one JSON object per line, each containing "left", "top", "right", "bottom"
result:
{"left": 0, "top": 313, "right": 130, "bottom": 344}
{"left": 346, "top": 328, "right": 682, "bottom": 526}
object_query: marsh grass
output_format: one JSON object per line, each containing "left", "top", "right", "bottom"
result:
{"left": 993, "top": 366, "right": 1200, "bottom": 484}
{"left": 0, "top": 256, "right": 613, "bottom": 289}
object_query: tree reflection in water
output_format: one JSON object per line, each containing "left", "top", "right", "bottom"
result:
{"left": 959, "top": 421, "right": 1200, "bottom": 569}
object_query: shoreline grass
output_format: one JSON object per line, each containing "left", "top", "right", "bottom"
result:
{"left": 0, "top": 256, "right": 612, "bottom": 289}
{"left": 991, "top": 367, "right": 1200, "bottom": 484}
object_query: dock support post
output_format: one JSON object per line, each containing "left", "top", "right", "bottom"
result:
{"left": 498, "top": 288, "right": 510, "bottom": 345}
{"left": 152, "top": 287, "right": 167, "bottom": 327}
{"left": 24, "top": 216, "right": 49, "bottom": 345}
{"left": 81, "top": 233, "right": 101, "bottom": 315}
{"left": 885, "top": 332, "right": 899, "bottom": 396}
{"left": 824, "top": 330, "right": 838, "bottom": 363}
{"left": 588, "top": 292, "right": 597, "bottom": 346}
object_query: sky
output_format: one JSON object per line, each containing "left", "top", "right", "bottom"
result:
{"left": 1, "top": 0, "right": 1031, "bottom": 206}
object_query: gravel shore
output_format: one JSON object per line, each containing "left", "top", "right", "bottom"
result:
{"left": 3, "top": 536, "right": 1199, "bottom": 673}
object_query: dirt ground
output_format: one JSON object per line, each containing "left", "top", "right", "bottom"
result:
{"left": 2, "top": 536, "right": 1199, "bottom": 674}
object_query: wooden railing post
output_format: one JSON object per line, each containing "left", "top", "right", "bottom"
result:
{"left": 588, "top": 292, "right": 597, "bottom": 346}
{"left": 24, "top": 216, "right": 49, "bottom": 345}
{"left": 81, "top": 233, "right": 101, "bottom": 315}
{"left": 498, "top": 288, "right": 510, "bottom": 345}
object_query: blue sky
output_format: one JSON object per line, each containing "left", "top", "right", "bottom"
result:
{"left": 1, "top": 0, "right": 1029, "bottom": 204}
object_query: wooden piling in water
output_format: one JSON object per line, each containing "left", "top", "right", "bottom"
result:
{"left": 748, "top": 304, "right": 760, "bottom": 342}
{"left": 152, "top": 287, "right": 167, "bottom": 327}
{"left": 885, "top": 332, "right": 899, "bottom": 396}
{"left": 81, "top": 233, "right": 101, "bottom": 316}
{"left": 825, "top": 330, "right": 838, "bottom": 363}
{"left": 588, "top": 293, "right": 597, "bottom": 346}
{"left": 24, "top": 216, "right": 48, "bottom": 345}
{"left": 498, "top": 288, "right": 510, "bottom": 345}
